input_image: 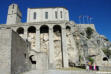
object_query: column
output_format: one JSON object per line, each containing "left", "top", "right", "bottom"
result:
{"left": 36, "top": 29, "right": 40, "bottom": 52}
{"left": 49, "top": 27, "right": 55, "bottom": 68}
{"left": 24, "top": 27, "right": 28, "bottom": 40}
{"left": 61, "top": 28, "right": 69, "bottom": 68}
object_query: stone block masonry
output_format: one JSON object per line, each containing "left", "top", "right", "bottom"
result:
{"left": 0, "top": 29, "right": 30, "bottom": 74}
{"left": 0, "top": 29, "right": 11, "bottom": 74}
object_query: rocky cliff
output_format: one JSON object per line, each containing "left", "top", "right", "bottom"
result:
{"left": 72, "top": 23, "right": 111, "bottom": 66}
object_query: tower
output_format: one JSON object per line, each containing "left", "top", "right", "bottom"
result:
{"left": 6, "top": 4, "right": 22, "bottom": 24}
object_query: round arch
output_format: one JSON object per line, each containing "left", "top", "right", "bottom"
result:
{"left": 16, "top": 27, "right": 24, "bottom": 34}
{"left": 28, "top": 26, "right": 36, "bottom": 33}
{"left": 66, "top": 26, "right": 71, "bottom": 30}
{"left": 53, "top": 25, "right": 62, "bottom": 33}
{"left": 53, "top": 25, "right": 63, "bottom": 67}
{"left": 40, "top": 25, "right": 49, "bottom": 33}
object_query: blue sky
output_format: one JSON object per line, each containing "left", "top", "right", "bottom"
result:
{"left": 0, "top": 0, "right": 111, "bottom": 41}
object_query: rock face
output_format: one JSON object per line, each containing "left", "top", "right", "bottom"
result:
{"left": 73, "top": 25, "right": 111, "bottom": 66}
{"left": 66, "top": 27, "right": 79, "bottom": 66}
{"left": 40, "top": 33, "right": 49, "bottom": 54}
{"left": 54, "top": 30, "right": 62, "bottom": 68}
{"left": 28, "top": 33, "right": 36, "bottom": 50}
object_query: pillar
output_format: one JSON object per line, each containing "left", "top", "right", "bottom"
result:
{"left": 49, "top": 27, "right": 55, "bottom": 68}
{"left": 24, "top": 27, "right": 28, "bottom": 40}
{"left": 61, "top": 28, "right": 69, "bottom": 68}
{"left": 36, "top": 29, "right": 40, "bottom": 52}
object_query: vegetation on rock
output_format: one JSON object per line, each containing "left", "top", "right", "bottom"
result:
{"left": 86, "top": 27, "right": 93, "bottom": 39}
{"left": 103, "top": 49, "right": 111, "bottom": 58}
{"left": 87, "top": 57, "right": 94, "bottom": 64}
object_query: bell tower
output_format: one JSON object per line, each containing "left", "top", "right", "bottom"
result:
{"left": 6, "top": 4, "right": 22, "bottom": 24}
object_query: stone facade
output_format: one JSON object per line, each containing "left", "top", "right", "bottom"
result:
{"left": 1, "top": 21, "right": 76, "bottom": 69}
{"left": 0, "top": 3, "right": 111, "bottom": 74}
{"left": 0, "top": 29, "right": 11, "bottom": 74}
{"left": 0, "top": 29, "right": 30, "bottom": 74}
{"left": 27, "top": 7, "right": 69, "bottom": 22}
{"left": 6, "top": 4, "right": 22, "bottom": 25}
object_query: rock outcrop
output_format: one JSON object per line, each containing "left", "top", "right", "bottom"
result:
{"left": 73, "top": 24, "right": 111, "bottom": 66}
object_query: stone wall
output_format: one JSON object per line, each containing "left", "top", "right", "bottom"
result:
{"left": 77, "top": 24, "right": 96, "bottom": 31}
{"left": 0, "top": 29, "right": 30, "bottom": 74}
{"left": 0, "top": 29, "right": 11, "bottom": 74}
{"left": 7, "top": 4, "right": 22, "bottom": 25}
{"left": 27, "top": 8, "right": 69, "bottom": 22}
{"left": 11, "top": 30, "right": 29, "bottom": 74}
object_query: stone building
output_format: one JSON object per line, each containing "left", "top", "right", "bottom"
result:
{"left": 0, "top": 3, "right": 111, "bottom": 74}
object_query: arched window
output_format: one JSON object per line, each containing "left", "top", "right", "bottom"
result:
{"left": 28, "top": 26, "right": 36, "bottom": 33}
{"left": 40, "top": 25, "right": 49, "bottom": 33}
{"left": 53, "top": 25, "right": 63, "bottom": 67}
{"left": 33, "top": 12, "right": 36, "bottom": 19}
{"left": 53, "top": 25, "right": 61, "bottom": 33}
{"left": 16, "top": 27, "right": 24, "bottom": 34}
{"left": 40, "top": 25, "right": 49, "bottom": 53}
{"left": 66, "top": 26, "right": 71, "bottom": 30}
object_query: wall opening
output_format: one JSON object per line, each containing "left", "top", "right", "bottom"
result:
{"left": 33, "top": 12, "right": 36, "bottom": 20}
{"left": 66, "top": 26, "right": 71, "bottom": 31}
{"left": 53, "top": 25, "right": 63, "bottom": 68}
{"left": 29, "top": 55, "right": 36, "bottom": 64}
{"left": 16, "top": 27, "right": 24, "bottom": 34}
{"left": 103, "top": 57, "right": 108, "bottom": 61}
{"left": 28, "top": 26, "right": 36, "bottom": 33}
{"left": 45, "top": 12, "right": 48, "bottom": 19}
{"left": 29, "top": 55, "right": 36, "bottom": 69}
{"left": 60, "top": 11, "right": 62, "bottom": 18}
{"left": 55, "top": 11, "right": 58, "bottom": 19}
{"left": 40, "top": 25, "right": 49, "bottom": 33}
{"left": 66, "top": 26, "right": 75, "bottom": 67}
{"left": 28, "top": 26, "right": 36, "bottom": 50}
{"left": 40, "top": 25, "right": 49, "bottom": 54}
{"left": 24, "top": 53, "right": 26, "bottom": 58}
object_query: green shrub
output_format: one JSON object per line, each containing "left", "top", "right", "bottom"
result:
{"left": 87, "top": 57, "right": 94, "bottom": 64}
{"left": 103, "top": 49, "right": 111, "bottom": 58}
{"left": 86, "top": 27, "right": 93, "bottom": 39}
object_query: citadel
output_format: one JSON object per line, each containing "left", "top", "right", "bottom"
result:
{"left": 0, "top": 4, "right": 111, "bottom": 74}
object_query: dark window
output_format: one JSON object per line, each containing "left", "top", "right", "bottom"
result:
{"left": 28, "top": 26, "right": 36, "bottom": 33}
{"left": 60, "top": 11, "right": 62, "bottom": 18}
{"left": 55, "top": 11, "right": 58, "bottom": 19}
{"left": 45, "top": 12, "right": 48, "bottom": 19}
{"left": 103, "top": 57, "right": 108, "bottom": 61}
{"left": 29, "top": 55, "right": 36, "bottom": 64}
{"left": 33, "top": 12, "right": 36, "bottom": 19}
{"left": 17, "top": 27, "right": 24, "bottom": 34}
{"left": 12, "top": 4, "right": 14, "bottom": 9}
